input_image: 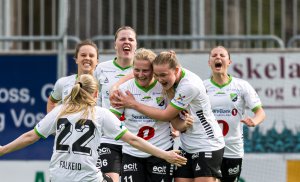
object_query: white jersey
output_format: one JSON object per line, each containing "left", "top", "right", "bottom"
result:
{"left": 170, "top": 69, "right": 225, "bottom": 153}
{"left": 94, "top": 58, "right": 132, "bottom": 145}
{"left": 204, "top": 75, "right": 262, "bottom": 158}
{"left": 50, "top": 74, "right": 77, "bottom": 102}
{"left": 110, "top": 79, "right": 173, "bottom": 158}
{"left": 34, "top": 105, "right": 128, "bottom": 182}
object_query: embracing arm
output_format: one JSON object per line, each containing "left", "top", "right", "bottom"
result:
{"left": 114, "top": 91, "right": 180, "bottom": 121}
{"left": 0, "top": 129, "right": 40, "bottom": 156}
{"left": 120, "top": 131, "right": 186, "bottom": 166}
{"left": 110, "top": 72, "right": 134, "bottom": 94}
{"left": 171, "top": 113, "right": 194, "bottom": 132}
{"left": 241, "top": 107, "right": 266, "bottom": 127}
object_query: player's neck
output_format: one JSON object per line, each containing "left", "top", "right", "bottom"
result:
{"left": 212, "top": 73, "right": 229, "bottom": 85}
{"left": 116, "top": 58, "right": 132, "bottom": 68}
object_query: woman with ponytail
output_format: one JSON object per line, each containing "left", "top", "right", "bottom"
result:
{"left": 0, "top": 74, "right": 187, "bottom": 182}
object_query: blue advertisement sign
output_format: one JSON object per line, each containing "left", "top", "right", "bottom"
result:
{"left": 0, "top": 54, "right": 75, "bottom": 160}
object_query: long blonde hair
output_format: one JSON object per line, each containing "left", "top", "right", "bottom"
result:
{"left": 57, "top": 74, "right": 98, "bottom": 123}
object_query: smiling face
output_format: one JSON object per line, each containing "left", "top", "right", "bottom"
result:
{"left": 114, "top": 29, "right": 137, "bottom": 62}
{"left": 153, "top": 63, "right": 177, "bottom": 91}
{"left": 208, "top": 46, "right": 231, "bottom": 75}
{"left": 76, "top": 45, "right": 98, "bottom": 75}
{"left": 133, "top": 59, "right": 154, "bottom": 87}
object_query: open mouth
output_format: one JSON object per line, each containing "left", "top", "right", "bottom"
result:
{"left": 215, "top": 62, "right": 222, "bottom": 68}
{"left": 161, "top": 82, "right": 168, "bottom": 87}
{"left": 83, "top": 61, "right": 91, "bottom": 67}
{"left": 123, "top": 46, "right": 131, "bottom": 52}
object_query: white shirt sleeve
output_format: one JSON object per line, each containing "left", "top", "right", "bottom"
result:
{"left": 242, "top": 81, "right": 262, "bottom": 111}
{"left": 101, "top": 109, "right": 127, "bottom": 140}
{"left": 171, "top": 83, "right": 199, "bottom": 110}
{"left": 34, "top": 105, "right": 62, "bottom": 138}
{"left": 109, "top": 82, "right": 127, "bottom": 116}
{"left": 50, "top": 78, "right": 64, "bottom": 101}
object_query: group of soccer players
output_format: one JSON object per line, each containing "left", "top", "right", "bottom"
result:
{"left": 0, "top": 26, "right": 265, "bottom": 182}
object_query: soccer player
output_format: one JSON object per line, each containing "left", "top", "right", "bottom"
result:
{"left": 93, "top": 26, "right": 137, "bottom": 182}
{"left": 0, "top": 74, "right": 187, "bottom": 182}
{"left": 47, "top": 39, "right": 99, "bottom": 113}
{"left": 110, "top": 48, "right": 193, "bottom": 182}
{"left": 203, "top": 46, "right": 266, "bottom": 182}
{"left": 112, "top": 50, "right": 225, "bottom": 182}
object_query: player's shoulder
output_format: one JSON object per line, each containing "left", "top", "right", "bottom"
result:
{"left": 55, "top": 74, "right": 76, "bottom": 84}
{"left": 95, "top": 105, "right": 111, "bottom": 115}
{"left": 182, "top": 68, "right": 202, "bottom": 83}
{"left": 98, "top": 59, "right": 114, "bottom": 67}
{"left": 95, "top": 59, "right": 114, "bottom": 72}
{"left": 203, "top": 78, "right": 211, "bottom": 85}
{"left": 231, "top": 76, "right": 250, "bottom": 86}
{"left": 121, "top": 78, "right": 135, "bottom": 87}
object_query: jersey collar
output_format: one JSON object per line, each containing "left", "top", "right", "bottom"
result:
{"left": 113, "top": 57, "right": 132, "bottom": 71}
{"left": 210, "top": 74, "right": 232, "bottom": 88}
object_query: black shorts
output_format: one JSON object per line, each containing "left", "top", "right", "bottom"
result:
{"left": 174, "top": 147, "right": 224, "bottom": 179}
{"left": 98, "top": 143, "right": 122, "bottom": 174}
{"left": 121, "top": 152, "right": 174, "bottom": 182}
{"left": 220, "top": 157, "right": 243, "bottom": 182}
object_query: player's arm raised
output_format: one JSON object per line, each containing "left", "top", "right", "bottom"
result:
{"left": 0, "top": 129, "right": 40, "bottom": 156}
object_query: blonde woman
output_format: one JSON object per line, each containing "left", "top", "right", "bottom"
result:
{"left": 113, "top": 51, "right": 225, "bottom": 182}
{"left": 0, "top": 74, "right": 187, "bottom": 182}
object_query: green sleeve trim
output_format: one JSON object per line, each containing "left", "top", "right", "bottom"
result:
{"left": 252, "top": 104, "right": 262, "bottom": 113}
{"left": 170, "top": 102, "right": 184, "bottom": 110}
{"left": 49, "top": 95, "right": 60, "bottom": 103}
{"left": 115, "top": 129, "right": 128, "bottom": 141}
{"left": 34, "top": 127, "right": 46, "bottom": 139}
{"left": 110, "top": 109, "right": 122, "bottom": 117}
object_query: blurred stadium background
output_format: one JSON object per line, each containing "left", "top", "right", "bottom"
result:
{"left": 0, "top": 0, "right": 300, "bottom": 181}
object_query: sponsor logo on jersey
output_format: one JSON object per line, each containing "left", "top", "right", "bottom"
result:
{"left": 230, "top": 93, "right": 238, "bottom": 102}
{"left": 141, "top": 96, "right": 152, "bottom": 101}
{"left": 103, "top": 70, "right": 116, "bottom": 73}
{"left": 152, "top": 92, "right": 162, "bottom": 95}
{"left": 132, "top": 114, "right": 151, "bottom": 120}
{"left": 173, "top": 94, "right": 186, "bottom": 107}
{"left": 156, "top": 97, "right": 165, "bottom": 106}
{"left": 104, "top": 77, "right": 109, "bottom": 83}
{"left": 115, "top": 74, "right": 125, "bottom": 78}
{"left": 228, "top": 165, "right": 240, "bottom": 175}
{"left": 175, "top": 94, "right": 185, "bottom": 101}
{"left": 232, "top": 108, "right": 238, "bottom": 116}
{"left": 97, "top": 147, "right": 111, "bottom": 155}
{"left": 131, "top": 114, "right": 155, "bottom": 123}
{"left": 152, "top": 165, "right": 167, "bottom": 174}
{"left": 212, "top": 109, "right": 231, "bottom": 114}
{"left": 123, "top": 163, "right": 138, "bottom": 171}
{"left": 195, "top": 163, "right": 201, "bottom": 171}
